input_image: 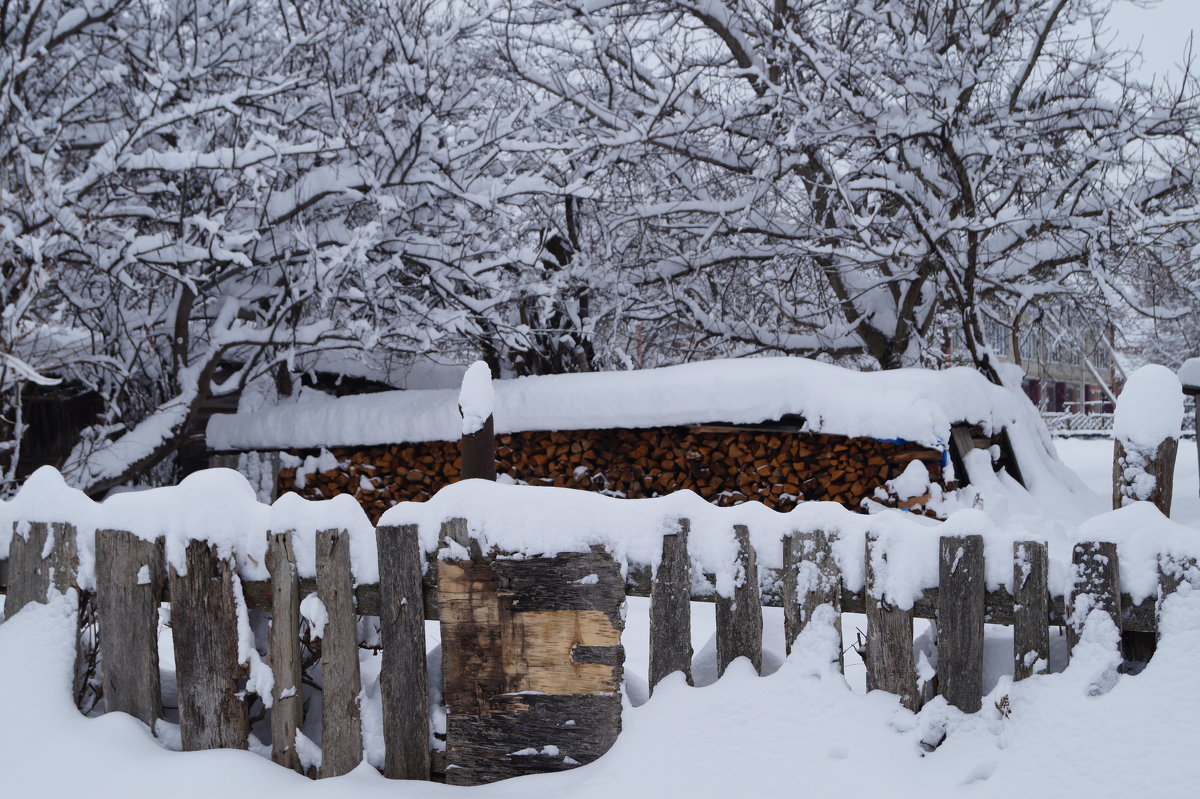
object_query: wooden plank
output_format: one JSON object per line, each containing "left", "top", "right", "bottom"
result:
{"left": 1067, "top": 541, "right": 1121, "bottom": 655}
{"left": 315, "top": 528, "right": 363, "bottom": 778}
{"left": 170, "top": 539, "right": 248, "bottom": 751}
{"left": 649, "top": 520, "right": 693, "bottom": 692}
{"left": 864, "top": 532, "right": 918, "bottom": 711}
{"left": 440, "top": 549, "right": 624, "bottom": 786}
{"left": 715, "top": 524, "right": 762, "bottom": 677}
{"left": 782, "top": 529, "right": 842, "bottom": 669}
{"left": 377, "top": 524, "right": 430, "bottom": 780}
{"left": 94, "top": 530, "right": 164, "bottom": 728}
{"left": 3, "top": 521, "right": 50, "bottom": 619}
{"left": 49, "top": 522, "right": 79, "bottom": 596}
{"left": 1013, "top": 540, "right": 1049, "bottom": 681}
{"left": 937, "top": 535, "right": 985, "bottom": 712}
{"left": 266, "top": 531, "right": 304, "bottom": 773}
{"left": 460, "top": 414, "right": 496, "bottom": 481}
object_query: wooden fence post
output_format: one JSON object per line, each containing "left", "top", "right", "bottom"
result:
{"left": 1157, "top": 555, "right": 1199, "bottom": 642}
{"left": 1067, "top": 541, "right": 1121, "bottom": 656}
{"left": 1113, "top": 438, "right": 1178, "bottom": 516}
{"left": 170, "top": 539, "right": 248, "bottom": 751}
{"left": 864, "top": 532, "right": 918, "bottom": 711}
{"left": 782, "top": 529, "right": 842, "bottom": 669}
{"left": 937, "top": 535, "right": 984, "bottom": 712}
{"left": 377, "top": 524, "right": 430, "bottom": 780}
{"left": 315, "top": 528, "right": 363, "bottom": 778}
{"left": 266, "top": 531, "right": 304, "bottom": 773}
{"left": 715, "top": 524, "right": 763, "bottom": 677}
{"left": 649, "top": 520, "right": 692, "bottom": 692}
{"left": 438, "top": 520, "right": 625, "bottom": 786}
{"left": 460, "top": 414, "right": 496, "bottom": 481}
{"left": 4, "top": 521, "right": 49, "bottom": 619}
{"left": 1013, "top": 541, "right": 1050, "bottom": 681}
{"left": 94, "top": 529, "right": 164, "bottom": 728}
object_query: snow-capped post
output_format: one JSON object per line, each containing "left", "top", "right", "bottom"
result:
{"left": 94, "top": 530, "right": 165, "bottom": 729}
{"left": 459, "top": 361, "right": 496, "bottom": 482}
{"left": 315, "top": 528, "right": 364, "bottom": 778}
{"left": 1112, "top": 365, "right": 1183, "bottom": 516}
{"left": 649, "top": 519, "right": 693, "bottom": 692}
{"left": 1179, "top": 358, "right": 1199, "bottom": 498}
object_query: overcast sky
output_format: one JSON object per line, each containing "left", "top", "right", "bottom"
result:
{"left": 1107, "top": 0, "right": 1199, "bottom": 82}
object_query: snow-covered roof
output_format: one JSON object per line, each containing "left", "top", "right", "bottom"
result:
{"left": 206, "top": 357, "right": 1027, "bottom": 452}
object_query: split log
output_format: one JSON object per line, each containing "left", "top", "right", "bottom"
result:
{"left": 377, "top": 524, "right": 430, "bottom": 780}
{"left": 170, "top": 540, "right": 248, "bottom": 751}
{"left": 649, "top": 520, "right": 693, "bottom": 692}
{"left": 315, "top": 529, "right": 363, "bottom": 778}
{"left": 937, "top": 535, "right": 984, "bottom": 713}
{"left": 94, "top": 529, "right": 164, "bottom": 728}
{"left": 715, "top": 524, "right": 762, "bottom": 677}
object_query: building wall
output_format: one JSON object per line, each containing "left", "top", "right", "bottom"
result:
{"left": 277, "top": 425, "right": 948, "bottom": 521}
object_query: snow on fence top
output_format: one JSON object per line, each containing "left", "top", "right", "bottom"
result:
{"left": 1113, "top": 364, "right": 1184, "bottom": 450}
{"left": 206, "top": 357, "right": 1026, "bottom": 451}
{"left": 3, "top": 466, "right": 1197, "bottom": 614}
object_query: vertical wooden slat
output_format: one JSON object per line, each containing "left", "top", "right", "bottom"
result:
{"left": 377, "top": 523, "right": 430, "bottom": 780}
{"left": 864, "top": 532, "right": 918, "bottom": 711}
{"left": 1012, "top": 540, "right": 1049, "bottom": 681}
{"left": 783, "top": 529, "right": 843, "bottom": 669}
{"left": 170, "top": 539, "right": 248, "bottom": 751}
{"left": 266, "top": 531, "right": 303, "bottom": 773}
{"left": 715, "top": 524, "right": 762, "bottom": 677}
{"left": 4, "top": 520, "right": 50, "bottom": 619}
{"left": 49, "top": 521, "right": 79, "bottom": 596}
{"left": 937, "top": 535, "right": 984, "bottom": 712}
{"left": 649, "top": 520, "right": 693, "bottom": 692}
{"left": 94, "top": 529, "right": 164, "bottom": 728}
{"left": 460, "top": 414, "right": 496, "bottom": 481}
{"left": 1067, "top": 541, "right": 1121, "bottom": 655}
{"left": 315, "top": 528, "right": 363, "bottom": 778}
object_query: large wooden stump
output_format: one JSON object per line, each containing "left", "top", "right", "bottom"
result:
{"left": 438, "top": 530, "right": 624, "bottom": 786}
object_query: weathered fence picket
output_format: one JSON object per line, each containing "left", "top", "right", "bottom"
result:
{"left": 1068, "top": 541, "right": 1121, "bottom": 654}
{"left": 782, "top": 529, "right": 842, "bottom": 669}
{"left": 315, "top": 528, "right": 363, "bottom": 778}
{"left": 376, "top": 523, "right": 430, "bottom": 781}
{"left": 864, "top": 532, "right": 919, "bottom": 711}
{"left": 266, "top": 531, "right": 304, "bottom": 773}
{"left": 1012, "top": 540, "right": 1050, "bottom": 681}
{"left": 649, "top": 520, "right": 693, "bottom": 692}
{"left": 715, "top": 524, "right": 763, "bottom": 676}
{"left": 94, "top": 529, "right": 164, "bottom": 728}
{"left": 170, "top": 539, "right": 248, "bottom": 751}
{"left": 937, "top": 535, "right": 984, "bottom": 712}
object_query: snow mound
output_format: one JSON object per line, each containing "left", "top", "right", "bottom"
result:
{"left": 1114, "top": 365, "right": 1183, "bottom": 450}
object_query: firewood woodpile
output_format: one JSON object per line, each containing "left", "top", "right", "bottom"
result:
{"left": 277, "top": 424, "right": 946, "bottom": 522}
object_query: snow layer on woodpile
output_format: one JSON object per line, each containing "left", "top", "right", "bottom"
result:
{"left": 206, "top": 357, "right": 1026, "bottom": 451}
{"left": 1114, "top": 365, "right": 1183, "bottom": 450}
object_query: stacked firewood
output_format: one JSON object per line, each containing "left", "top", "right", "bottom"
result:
{"left": 278, "top": 426, "right": 945, "bottom": 521}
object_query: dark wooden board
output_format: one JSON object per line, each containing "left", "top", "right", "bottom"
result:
{"left": 937, "top": 535, "right": 984, "bottom": 712}
{"left": 1067, "top": 541, "right": 1121, "bottom": 655}
{"left": 783, "top": 529, "right": 842, "bottom": 669}
{"left": 266, "top": 531, "right": 304, "bottom": 773}
{"left": 315, "top": 529, "right": 363, "bottom": 778}
{"left": 649, "top": 521, "right": 693, "bottom": 692}
{"left": 864, "top": 532, "right": 918, "bottom": 711}
{"left": 715, "top": 524, "right": 763, "bottom": 677}
{"left": 1012, "top": 540, "right": 1049, "bottom": 681}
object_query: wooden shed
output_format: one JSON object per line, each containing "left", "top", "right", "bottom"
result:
{"left": 206, "top": 357, "right": 1029, "bottom": 520}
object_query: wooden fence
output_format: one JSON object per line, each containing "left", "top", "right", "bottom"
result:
{"left": 1, "top": 515, "right": 1195, "bottom": 786}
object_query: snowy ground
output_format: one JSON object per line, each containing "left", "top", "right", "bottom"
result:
{"left": 2, "top": 437, "right": 1199, "bottom": 798}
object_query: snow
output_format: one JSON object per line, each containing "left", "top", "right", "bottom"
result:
{"left": 1113, "top": 365, "right": 1184, "bottom": 450}
{"left": 1179, "top": 357, "right": 1200, "bottom": 389}
{"left": 206, "top": 357, "right": 1030, "bottom": 452}
{"left": 458, "top": 361, "right": 494, "bottom": 435}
